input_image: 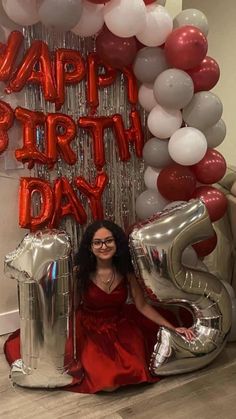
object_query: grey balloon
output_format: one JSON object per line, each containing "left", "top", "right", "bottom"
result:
{"left": 203, "top": 119, "right": 226, "bottom": 148}
{"left": 153, "top": 68, "right": 194, "bottom": 109}
{"left": 133, "top": 47, "right": 169, "bottom": 84}
{"left": 173, "top": 8, "right": 209, "bottom": 36}
{"left": 143, "top": 137, "right": 173, "bottom": 168}
{"left": 135, "top": 189, "right": 168, "bottom": 220}
{"left": 182, "top": 91, "right": 223, "bottom": 131}
{"left": 38, "top": 0, "right": 83, "bottom": 31}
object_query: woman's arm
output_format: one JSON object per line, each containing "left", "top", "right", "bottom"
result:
{"left": 128, "top": 273, "right": 195, "bottom": 340}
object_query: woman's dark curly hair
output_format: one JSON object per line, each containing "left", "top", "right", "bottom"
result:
{"left": 75, "top": 220, "right": 134, "bottom": 294}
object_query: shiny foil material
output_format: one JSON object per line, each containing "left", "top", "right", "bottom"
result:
{"left": 4, "top": 230, "right": 83, "bottom": 388}
{"left": 22, "top": 24, "right": 145, "bottom": 248}
{"left": 129, "top": 200, "right": 232, "bottom": 375}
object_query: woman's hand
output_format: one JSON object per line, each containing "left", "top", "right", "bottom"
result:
{"left": 175, "top": 327, "right": 196, "bottom": 340}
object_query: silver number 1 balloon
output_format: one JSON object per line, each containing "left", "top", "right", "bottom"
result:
{"left": 129, "top": 200, "right": 232, "bottom": 375}
{"left": 4, "top": 230, "right": 83, "bottom": 388}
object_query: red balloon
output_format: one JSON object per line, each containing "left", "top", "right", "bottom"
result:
{"left": 0, "top": 100, "right": 14, "bottom": 154}
{"left": 191, "top": 186, "right": 228, "bottom": 222}
{"left": 0, "top": 31, "right": 23, "bottom": 81}
{"left": 112, "top": 110, "right": 144, "bottom": 161}
{"left": 122, "top": 66, "right": 138, "bottom": 105}
{"left": 144, "top": 0, "right": 156, "bottom": 4}
{"left": 125, "top": 109, "right": 144, "bottom": 158}
{"left": 165, "top": 26, "right": 208, "bottom": 70}
{"left": 187, "top": 56, "right": 220, "bottom": 92}
{"left": 55, "top": 49, "right": 86, "bottom": 110}
{"left": 191, "top": 149, "right": 226, "bottom": 184}
{"left": 7, "top": 41, "right": 56, "bottom": 102}
{"left": 15, "top": 107, "right": 48, "bottom": 169}
{"left": 87, "top": 52, "right": 117, "bottom": 110}
{"left": 78, "top": 116, "right": 113, "bottom": 169}
{"left": 96, "top": 26, "right": 138, "bottom": 69}
{"left": 157, "top": 164, "right": 196, "bottom": 201}
{"left": 75, "top": 172, "right": 108, "bottom": 220}
{"left": 192, "top": 231, "right": 217, "bottom": 258}
{"left": 46, "top": 113, "right": 77, "bottom": 167}
{"left": 50, "top": 177, "right": 87, "bottom": 227}
{"left": 19, "top": 177, "right": 54, "bottom": 231}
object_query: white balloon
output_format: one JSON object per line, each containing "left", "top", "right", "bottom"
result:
{"left": 168, "top": 127, "right": 207, "bottom": 166}
{"left": 147, "top": 104, "right": 182, "bottom": 139}
{"left": 103, "top": 0, "right": 146, "bottom": 37}
{"left": 138, "top": 84, "right": 157, "bottom": 112}
{"left": 144, "top": 166, "right": 160, "bottom": 190}
{"left": 2, "top": 0, "right": 39, "bottom": 26}
{"left": 136, "top": 4, "right": 173, "bottom": 47}
{"left": 72, "top": 1, "right": 104, "bottom": 37}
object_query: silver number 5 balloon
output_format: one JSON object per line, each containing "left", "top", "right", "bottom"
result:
{"left": 4, "top": 230, "right": 83, "bottom": 388}
{"left": 129, "top": 200, "right": 232, "bottom": 375}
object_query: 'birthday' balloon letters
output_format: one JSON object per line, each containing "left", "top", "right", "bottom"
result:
{"left": 0, "top": 31, "right": 143, "bottom": 230}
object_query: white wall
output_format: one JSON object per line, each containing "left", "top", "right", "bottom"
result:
{"left": 183, "top": 0, "right": 236, "bottom": 167}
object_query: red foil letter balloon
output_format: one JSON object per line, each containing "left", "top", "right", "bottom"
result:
{"left": 4, "top": 230, "right": 83, "bottom": 388}
{"left": 129, "top": 200, "right": 231, "bottom": 375}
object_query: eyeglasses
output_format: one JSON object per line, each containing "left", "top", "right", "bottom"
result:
{"left": 91, "top": 238, "right": 115, "bottom": 250}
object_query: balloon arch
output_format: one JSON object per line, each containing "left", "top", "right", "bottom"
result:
{"left": 1, "top": 0, "right": 235, "bottom": 389}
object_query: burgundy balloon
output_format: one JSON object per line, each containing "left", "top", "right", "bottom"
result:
{"left": 157, "top": 164, "right": 196, "bottom": 201}
{"left": 191, "top": 149, "right": 227, "bottom": 184}
{"left": 191, "top": 186, "right": 228, "bottom": 222}
{"left": 164, "top": 25, "right": 208, "bottom": 70}
{"left": 187, "top": 56, "right": 220, "bottom": 92}
{"left": 96, "top": 26, "right": 138, "bottom": 69}
{"left": 192, "top": 230, "right": 217, "bottom": 258}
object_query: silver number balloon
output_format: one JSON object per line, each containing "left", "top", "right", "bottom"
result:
{"left": 129, "top": 200, "right": 232, "bottom": 375}
{"left": 4, "top": 230, "right": 83, "bottom": 388}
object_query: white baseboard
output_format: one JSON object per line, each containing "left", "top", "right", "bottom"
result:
{"left": 0, "top": 310, "right": 20, "bottom": 335}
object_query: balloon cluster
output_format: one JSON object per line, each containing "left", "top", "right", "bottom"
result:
{"left": 131, "top": 7, "right": 227, "bottom": 259}
{"left": 0, "top": 1, "right": 227, "bottom": 255}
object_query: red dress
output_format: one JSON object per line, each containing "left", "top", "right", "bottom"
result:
{"left": 72, "top": 278, "right": 160, "bottom": 393}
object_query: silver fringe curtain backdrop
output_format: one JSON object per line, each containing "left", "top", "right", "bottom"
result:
{"left": 23, "top": 24, "right": 146, "bottom": 250}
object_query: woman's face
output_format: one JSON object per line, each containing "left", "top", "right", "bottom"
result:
{"left": 91, "top": 227, "right": 117, "bottom": 261}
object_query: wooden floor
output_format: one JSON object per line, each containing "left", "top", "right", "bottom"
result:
{"left": 1, "top": 335, "right": 236, "bottom": 419}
